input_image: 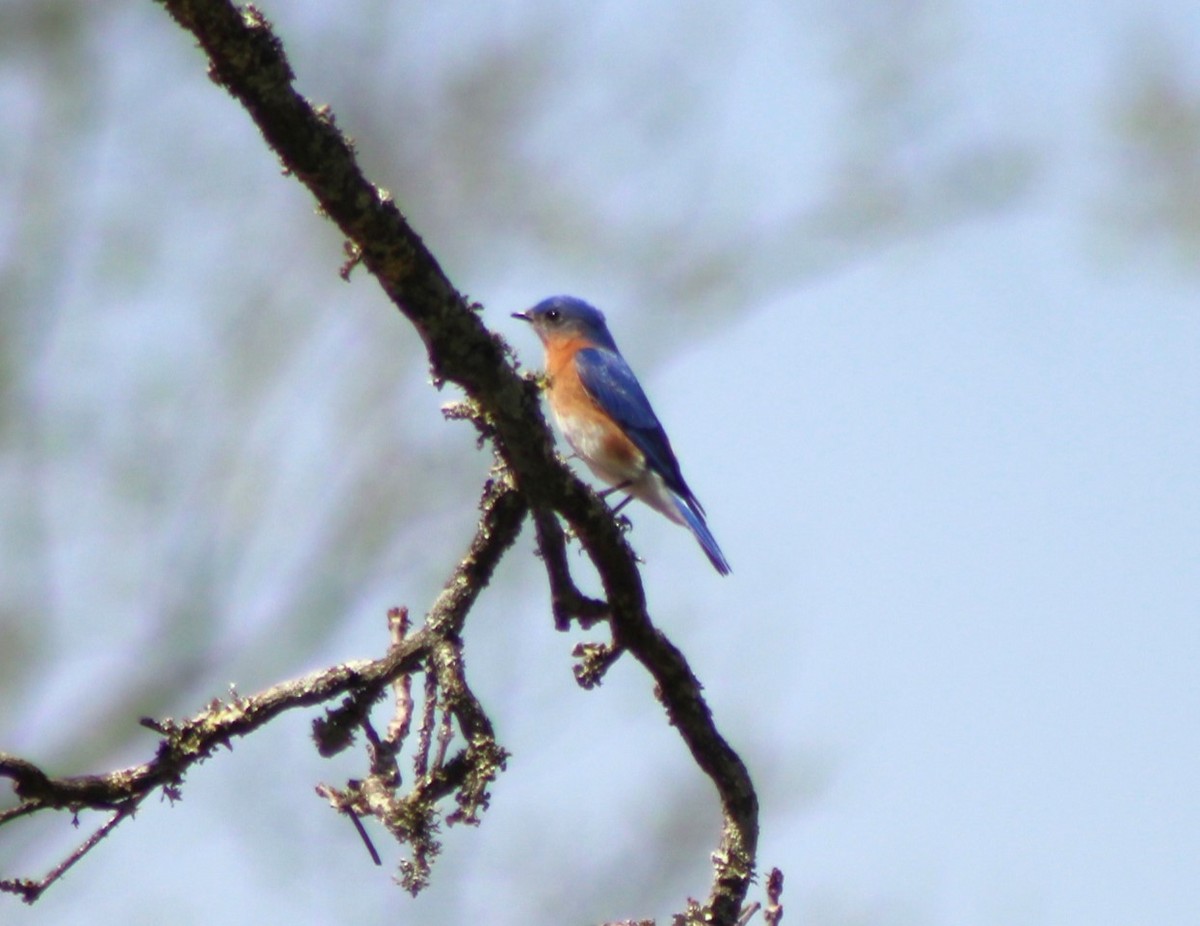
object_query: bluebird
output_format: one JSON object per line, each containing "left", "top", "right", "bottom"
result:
{"left": 513, "top": 295, "right": 731, "bottom": 575}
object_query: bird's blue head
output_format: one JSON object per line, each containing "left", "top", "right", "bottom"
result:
{"left": 512, "top": 296, "right": 618, "bottom": 351}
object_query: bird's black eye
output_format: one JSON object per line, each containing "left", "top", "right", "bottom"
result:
{"left": 545, "top": 308, "right": 561, "bottom": 323}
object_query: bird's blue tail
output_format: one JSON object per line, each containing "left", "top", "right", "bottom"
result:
{"left": 672, "top": 494, "right": 731, "bottom": 575}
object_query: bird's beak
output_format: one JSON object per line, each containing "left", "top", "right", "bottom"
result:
{"left": 511, "top": 311, "right": 531, "bottom": 322}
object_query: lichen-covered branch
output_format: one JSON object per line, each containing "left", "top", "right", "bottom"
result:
{"left": 2, "top": 476, "right": 525, "bottom": 903}
{"left": 1, "top": 2, "right": 764, "bottom": 921}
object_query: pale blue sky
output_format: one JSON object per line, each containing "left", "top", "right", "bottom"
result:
{"left": 2, "top": 2, "right": 1198, "bottom": 925}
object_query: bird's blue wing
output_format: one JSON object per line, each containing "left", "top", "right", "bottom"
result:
{"left": 577, "top": 346, "right": 728, "bottom": 573}
{"left": 575, "top": 347, "right": 691, "bottom": 497}
{"left": 670, "top": 492, "right": 731, "bottom": 575}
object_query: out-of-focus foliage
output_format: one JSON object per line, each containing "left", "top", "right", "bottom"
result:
{"left": 1101, "top": 33, "right": 1200, "bottom": 269}
{"left": 0, "top": 0, "right": 1032, "bottom": 764}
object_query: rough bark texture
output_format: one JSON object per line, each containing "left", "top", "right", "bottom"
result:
{"left": 1, "top": 3, "right": 762, "bottom": 922}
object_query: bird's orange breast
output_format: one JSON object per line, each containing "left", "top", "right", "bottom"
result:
{"left": 543, "top": 337, "right": 644, "bottom": 482}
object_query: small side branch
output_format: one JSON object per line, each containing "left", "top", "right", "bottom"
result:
{"left": 532, "top": 509, "right": 609, "bottom": 631}
{"left": 0, "top": 801, "right": 138, "bottom": 904}
{"left": 2, "top": 478, "right": 527, "bottom": 903}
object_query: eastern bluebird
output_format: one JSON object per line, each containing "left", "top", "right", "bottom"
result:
{"left": 513, "top": 295, "right": 731, "bottom": 575}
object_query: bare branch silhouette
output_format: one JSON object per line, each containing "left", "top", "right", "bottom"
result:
{"left": 1, "top": 1, "right": 763, "bottom": 922}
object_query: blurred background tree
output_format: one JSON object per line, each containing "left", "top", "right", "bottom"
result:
{"left": 2, "top": 1, "right": 1198, "bottom": 925}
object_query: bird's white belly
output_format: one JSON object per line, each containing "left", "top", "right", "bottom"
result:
{"left": 554, "top": 409, "right": 685, "bottom": 526}
{"left": 555, "top": 412, "right": 643, "bottom": 486}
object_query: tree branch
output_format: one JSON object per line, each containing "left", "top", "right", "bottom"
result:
{"left": 2, "top": 2, "right": 763, "bottom": 921}
{"left": 2, "top": 474, "right": 525, "bottom": 903}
